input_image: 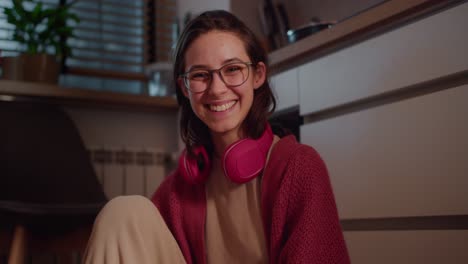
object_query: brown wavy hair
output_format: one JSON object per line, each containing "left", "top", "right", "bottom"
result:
{"left": 173, "top": 10, "right": 276, "bottom": 156}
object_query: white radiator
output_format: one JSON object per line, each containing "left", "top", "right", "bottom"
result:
{"left": 88, "top": 147, "right": 174, "bottom": 199}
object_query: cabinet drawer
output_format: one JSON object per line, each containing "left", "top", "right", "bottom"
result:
{"left": 301, "top": 85, "right": 468, "bottom": 218}
{"left": 344, "top": 230, "right": 468, "bottom": 264}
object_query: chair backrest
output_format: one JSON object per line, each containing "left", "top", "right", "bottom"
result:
{"left": 0, "top": 101, "right": 107, "bottom": 230}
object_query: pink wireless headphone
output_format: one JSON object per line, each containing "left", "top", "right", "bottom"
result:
{"left": 178, "top": 124, "right": 274, "bottom": 184}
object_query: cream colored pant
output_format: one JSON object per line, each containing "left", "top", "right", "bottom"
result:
{"left": 82, "top": 195, "right": 186, "bottom": 264}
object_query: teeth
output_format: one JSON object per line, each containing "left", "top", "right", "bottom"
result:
{"left": 209, "top": 101, "right": 236, "bottom": 112}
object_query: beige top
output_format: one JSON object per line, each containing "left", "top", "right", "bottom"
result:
{"left": 205, "top": 136, "right": 279, "bottom": 264}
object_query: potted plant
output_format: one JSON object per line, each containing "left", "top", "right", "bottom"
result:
{"left": 2, "top": 0, "right": 79, "bottom": 84}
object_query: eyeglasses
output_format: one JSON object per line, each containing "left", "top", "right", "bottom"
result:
{"left": 180, "top": 61, "right": 253, "bottom": 93}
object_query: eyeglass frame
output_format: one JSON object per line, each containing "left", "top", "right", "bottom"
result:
{"left": 179, "top": 61, "right": 255, "bottom": 93}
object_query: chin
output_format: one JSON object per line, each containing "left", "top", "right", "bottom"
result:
{"left": 206, "top": 120, "right": 242, "bottom": 136}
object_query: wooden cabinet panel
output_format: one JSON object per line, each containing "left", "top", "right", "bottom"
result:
{"left": 301, "top": 85, "right": 468, "bottom": 218}
{"left": 298, "top": 3, "right": 468, "bottom": 115}
{"left": 344, "top": 230, "right": 468, "bottom": 264}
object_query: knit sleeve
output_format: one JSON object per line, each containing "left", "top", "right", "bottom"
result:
{"left": 151, "top": 170, "right": 206, "bottom": 264}
{"left": 274, "top": 145, "right": 350, "bottom": 263}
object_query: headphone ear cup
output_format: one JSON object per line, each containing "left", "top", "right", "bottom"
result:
{"left": 223, "top": 139, "right": 265, "bottom": 183}
{"left": 179, "top": 146, "right": 211, "bottom": 184}
{"left": 223, "top": 124, "right": 274, "bottom": 183}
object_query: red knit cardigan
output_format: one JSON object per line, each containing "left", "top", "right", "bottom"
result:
{"left": 152, "top": 135, "right": 350, "bottom": 263}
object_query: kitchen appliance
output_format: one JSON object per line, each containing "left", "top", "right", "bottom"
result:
{"left": 287, "top": 21, "right": 335, "bottom": 43}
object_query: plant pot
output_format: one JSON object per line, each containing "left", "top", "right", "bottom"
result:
{"left": 22, "top": 54, "right": 60, "bottom": 84}
{"left": 2, "top": 56, "right": 23, "bottom": 81}
{"left": 2, "top": 54, "right": 60, "bottom": 84}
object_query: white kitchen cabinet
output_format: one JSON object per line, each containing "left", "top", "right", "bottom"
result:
{"left": 301, "top": 84, "right": 468, "bottom": 219}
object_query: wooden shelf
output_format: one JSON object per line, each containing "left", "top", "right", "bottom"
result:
{"left": 0, "top": 80, "right": 179, "bottom": 112}
{"left": 268, "top": 0, "right": 462, "bottom": 74}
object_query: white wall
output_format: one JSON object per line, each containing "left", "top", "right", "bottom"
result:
{"left": 230, "top": 0, "right": 264, "bottom": 42}
{"left": 65, "top": 107, "right": 179, "bottom": 198}
{"left": 177, "top": 0, "right": 230, "bottom": 26}
{"left": 65, "top": 107, "right": 178, "bottom": 150}
{"left": 285, "top": 0, "right": 386, "bottom": 28}
{"left": 233, "top": 0, "right": 387, "bottom": 52}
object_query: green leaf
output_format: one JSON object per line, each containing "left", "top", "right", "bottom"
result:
{"left": 31, "top": 2, "right": 43, "bottom": 23}
{"left": 17, "top": 21, "right": 27, "bottom": 32}
{"left": 12, "top": 0, "right": 26, "bottom": 18}
{"left": 3, "top": 0, "right": 80, "bottom": 58}
{"left": 3, "top": 7, "right": 13, "bottom": 18}
{"left": 13, "top": 32, "right": 26, "bottom": 42}
{"left": 69, "top": 13, "right": 80, "bottom": 23}
{"left": 4, "top": 7, "right": 19, "bottom": 25}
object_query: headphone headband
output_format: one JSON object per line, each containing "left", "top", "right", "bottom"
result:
{"left": 179, "top": 123, "right": 274, "bottom": 184}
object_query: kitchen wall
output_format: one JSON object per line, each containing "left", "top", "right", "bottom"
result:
{"left": 176, "top": 0, "right": 229, "bottom": 28}
{"left": 231, "top": 0, "right": 387, "bottom": 52}
{"left": 65, "top": 107, "right": 179, "bottom": 199}
{"left": 230, "top": 0, "right": 264, "bottom": 43}
{"left": 284, "top": 0, "right": 386, "bottom": 28}
{"left": 65, "top": 107, "right": 178, "bottom": 149}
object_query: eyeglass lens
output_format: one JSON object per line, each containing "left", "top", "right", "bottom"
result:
{"left": 184, "top": 62, "right": 250, "bottom": 92}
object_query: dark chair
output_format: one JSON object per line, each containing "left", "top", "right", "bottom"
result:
{"left": 0, "top": 100, "right": 107, "bottom": 264}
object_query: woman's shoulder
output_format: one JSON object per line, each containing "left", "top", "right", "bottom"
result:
{"left": 272, "top": 135, "right": 325, "bottom": 165}
{"left": 262, "top": 135, "right": 332, "bottom": 214}
{"left": 265, "top": 134, "right": 329, "bottom": 188}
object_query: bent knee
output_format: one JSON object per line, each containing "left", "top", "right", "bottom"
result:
{"left": 105, "top": 195, "right": 155, "bottom": 212}
{"left": 94, "top": 195, "right": 158, "bottom": 228}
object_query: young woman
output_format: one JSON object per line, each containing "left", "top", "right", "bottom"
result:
{"left": 83, "top": 10, "right": 349, "bottom": 264}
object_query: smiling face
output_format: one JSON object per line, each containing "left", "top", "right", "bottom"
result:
{"left": 180, "top": 30, "right": 266, "bottom": 141}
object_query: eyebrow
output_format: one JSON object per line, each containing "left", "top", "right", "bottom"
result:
{"left": 186, "top": 57, "right": 244, "bottom": 71}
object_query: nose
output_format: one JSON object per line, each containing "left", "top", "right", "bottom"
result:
{"left": 206, "top": 70, "right": 229, "bottom": 95}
